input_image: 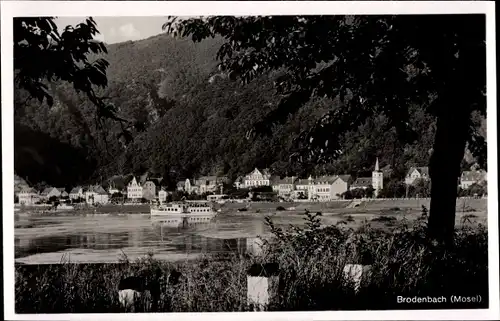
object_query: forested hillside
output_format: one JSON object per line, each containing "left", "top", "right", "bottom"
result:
{"left": 13, "top": 32, "right": 486, "bottom": 189}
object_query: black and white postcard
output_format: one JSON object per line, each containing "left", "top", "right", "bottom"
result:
{"left": 2, "top": 1, "right": 498, "bottom": 320}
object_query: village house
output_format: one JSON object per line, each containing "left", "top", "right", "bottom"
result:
{"left": 350, "top": 177, "right": 372, "bottom": 190}
{"left": 85, "top": 185, "right": 109, "bottom": 205}
{"left": 274, "top": 176, "right": 297, "bottom": 197}
{"left": 195, "top": 176, "right": 218, "bottom": 194}
{"left": 69, "top": 187, "right": 84, "bottom": 200}
{"left": 460, "top": 169, "right": 487, "bottom": 189}
{"left": 405, "top": 166, "right": 430, "bottom": 185}
{"left": 311, "top": 175, "right": 351, "bottom": 201}
{"left": 127, "top": 177, "right": 143, "bottom": 201}
{"left": 158, "top": 189, "right": 168, "bottom": 203}
{"left": 311, "top": 176, "right": 335, "bottom": 201}
{"left": 41, "top": 187, "right": 62, "bottom": 200}
{"left": 143, "top": 180, "right": 161, "bottom": 200}
{"left": 244, "top": 168, "right": 272, "bottom": 188}
{"left": 18, "top": 187, "right": 40, "bottom": 205}
{"left": 295, "top": 177, "right": 314, "bottom": 197}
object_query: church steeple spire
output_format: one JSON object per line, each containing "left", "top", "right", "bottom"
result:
{"left": 372, "top": 157, "right": 383, "bottom": 198}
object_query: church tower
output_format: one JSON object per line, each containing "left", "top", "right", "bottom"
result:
{"left": 372, "top": 158, "right": 383, "bottom": 197}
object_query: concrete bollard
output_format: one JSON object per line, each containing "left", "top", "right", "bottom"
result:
{"left": 118, "top": 276, "right": 144, "bottom": 312}
{"left": 247, "top": 263, "right": 279, "bottom": 311}
{"left": 118, "top": 273, "right": 165, "bottom": 312}
{"left": 342, "top": 264, "right": 372, "bottom": 293}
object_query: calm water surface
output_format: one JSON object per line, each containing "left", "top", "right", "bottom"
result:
{"left": 14, "top": 212, "right": 309, "bottom": 264}
{"left": 14, "top": 199, "right": 487, "bottom": 264}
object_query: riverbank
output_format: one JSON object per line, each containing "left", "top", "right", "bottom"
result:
{"left": 15, "top": 213, "right": 488, "bottom": 313}
{"left": 15, "top": 197, "right": 487, "bottom": 216}
{"left": 16, "top": 204, "right": 151, "bottom": 215}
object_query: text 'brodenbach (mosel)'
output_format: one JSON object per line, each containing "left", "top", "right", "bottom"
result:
{"left": 397, "top": 295, "right": 482, "bottom": 304}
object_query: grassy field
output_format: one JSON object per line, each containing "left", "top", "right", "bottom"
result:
{"left": 218, "top": 198, "right": 487, "bottom": 233}
{"left": 15, "top": 210, "right": 488, "bottom": 313}
{"left": 220, "top": 198, "right": 487, "bottom": 213}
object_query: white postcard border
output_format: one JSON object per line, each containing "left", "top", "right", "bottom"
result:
{"left": 2, "top": 1, "right": 498, "bottom": 320}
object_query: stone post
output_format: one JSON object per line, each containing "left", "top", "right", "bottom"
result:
{"left": 247, "top": 263, "right": 280, "bottom": 311}
{"left": 342, "top": 264, "right": 372, "bottom": 293}
{"left": 342, "top": 241, "right": 373, "bottom": 293}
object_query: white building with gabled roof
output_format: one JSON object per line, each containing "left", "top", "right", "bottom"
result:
{"left": 460, "top": 169, "right": 487, "bottom": 189}
{"left": 69, "top": 187, "right": 84, "bottom": 200}
{"left": 127, "top": 177, "right": 143, "bottom": 200}
{"left": 244, "top": 168, "right": 272, "bottom": 188}
{"left": 158, "top": 189, "right": 168, "bottom": 204}
{"left": 85, "top": 185, "right": 109, "bottom": 205}
{"left": 405, "top": 166, "right": 429, "bottom": 185}
{"left": 311, "top": 175, "right": 349, "bottom": 201}
{"left": 18, "top": 187, "right": 40, "bottom": 205}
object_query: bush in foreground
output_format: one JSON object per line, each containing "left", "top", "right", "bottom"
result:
{"left": 15, "top": 212, "right": 488, "bottom": 312}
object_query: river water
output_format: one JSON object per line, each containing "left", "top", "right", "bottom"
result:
{"left": 14, "top": 198, "right": 487, "bottom": 264}
{"left": 14, "top": 212, "right": 313, "bottom": 264}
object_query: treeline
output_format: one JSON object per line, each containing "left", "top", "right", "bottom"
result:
{"left": 13, "top": 33, "right": 485, "bottom": 188}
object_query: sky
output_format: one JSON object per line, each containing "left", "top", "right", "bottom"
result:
{"left": 54, "top": 17, "right": 171, "bottom": 44}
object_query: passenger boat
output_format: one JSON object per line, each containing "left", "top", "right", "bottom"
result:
{"left": 150, "top": 200, "right": 216, "bottom": 225}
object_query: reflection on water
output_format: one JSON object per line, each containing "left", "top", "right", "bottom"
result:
{"left": 14, "top": 213, "right": 276, "bottom": 263}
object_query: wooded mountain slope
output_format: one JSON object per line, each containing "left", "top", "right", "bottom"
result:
{"left": 13, "top": 32, "right": 485, "bottom": 189}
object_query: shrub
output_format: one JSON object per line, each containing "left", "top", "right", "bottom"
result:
{"left": 344, "top": 215, "right": 355, "bottom": 222}
{"left": 371, "top": 216, "right": 397, "bottom": 222}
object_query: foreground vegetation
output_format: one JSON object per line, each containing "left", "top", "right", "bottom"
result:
{"left": 15, "top": 210, "right": 488, "bottom": 313}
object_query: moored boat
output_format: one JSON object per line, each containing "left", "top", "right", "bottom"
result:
{"left": 150, "top": 200, "right": 216, "bottom": 225}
